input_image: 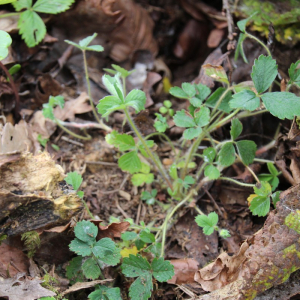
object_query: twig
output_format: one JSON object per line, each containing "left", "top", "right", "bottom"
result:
{"left": 61, "top": 136, "right": 84, "bottom": 147}
{"left": 204, "top": 188, "right": 224, "bottom": 217}
{"left": 222, "top": 0, "right": 236, "bottom": 50}
{"left": 85, "top": 161, "right": 118, "bottom": 166}
{"left": 115, "top": 197, "right": 130, "bottom": 219}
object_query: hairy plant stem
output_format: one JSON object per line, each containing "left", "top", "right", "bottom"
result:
{"left": 82, "top": 50, "right": 111, "bottom": 132}
{"left": 246, "top": 32, "right": 272, "bottom": 57}
{"left": 219, "top": 176, "right": 255, "bottom": 187}
{"left": 56, "top": 120, "right": 91, "bottom": 140}
{"left": 124, "top": 108, "right": 173, "bottom": 190}
{"left": 159, "top": 189, "right": 197, "bottom": 257}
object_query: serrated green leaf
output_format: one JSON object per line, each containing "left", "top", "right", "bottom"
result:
{"left": 122, "top": 232, "right": 138, "bottom": 241}
{"left": 129, "top": 274, "right": 152, "bottom": 300}
{"left": 74, "top": 220, "right": 98, "bottom": 243}
{"left": 154, "top": 118, "right": 168, "bottom": 133}
{"left": 203, "top": 147, "right": 216, "bottom": 163}
{"left": 195, "top": 212, "right": 218, "bottom": 235}
{"left": 249, "top": 195, "right": 270, "bottom": 216}
{"left": 190, "top": 97, "right": 203, "bottom": 108}
{"left": 97, "top": 95, "right": 124, "bottom": 117}
{"left": 66, "top": 256, "right": 84, "bottom": 283}
{"left": 288, "top": 60, "right": 300, "bottom": 85}
{"left": 118, "top": 151, "right": 142, "bottom": 174}
{"left": 121, "top": 254, "right": 151, "bottom": 277}
{"left": 169, "top": 86, "right": 188, "bottom": 99}
{"left": 101, "top": 248, "right": 121, "bottom": 266}
{"left": 112, "top": 64, "right": 133, "bottom": 78}
{"left": 254, "top": 181, "right": 272, "bottom": 197}
{"left": 131, "top": 173, "right": 154, "bottom": 186}
{"left": 251, "top": 55, "right": 277, "bottom": 94}
{"left": 12, "top": 0, "right": 32, "bottom": 11}
{"left": 229, "top": 90, "right": 260, "bottom": 111}
{"left": 33, "top": 0, "right": 74, "bottom": 14}
{"left": 218, "top": 142, "right": 235, "bottom": 167}
{"left": 64, "top": 39, "right": 79, "bottom": 48}
{"left": 195, "top": 83, "right": 211, "bottom": 101}
{"left": 85, "top": 45, "right": 104, "bottom": 52}
{"left": 82, "top": 257, "right": 101, "bottom": 280}
{"left": 139, "top": 230, "right": 155, "bottom": 244}
{"left": 135, "top": 239, "right": 145, "bottom": 250}
{"left": 236, "top": 140, "right": 257, "bottom": 165}
{"left": 182, "top": 82, "right": 196, "bottom": 98}
{"left": 105, "top": 130, "right": 136, "bottom": 151}
{"left": 89, "top": 286, "right": 122, "bottom": 300}
{"left": 78, "top": 33, "right": 97, "bottom": 48}
{"left": 92, "top": 237, "right": 117, "bottom": 259}
{"left": 204, "top": 165, "right": 220, "bottom": 180}
{"left": 42, "top": 103, "right": 55, "bottom": 120}
{"left": 261, "top": 92, "right": 300, "bottom": 120}
{"left": 151, "top": 258, "right": 174, "bottom": 282}
{"left": 183, "top": 126, "right": 202, "bottom": 140}
{"left": 183, "top": 175, "right": 195, "bottom": 187}
{"left": 65, "top": 171, "right": 83, "bottom": 190}
{"left": 125, "top": 89, "right": 146, "bottom": 113}
{"left": 206, "top": 87, "right": 233, "bottom": 113}
{"left": 173, "top": 110, "right": 196, "bottom": 128}
{"left": 194, "top": 106, "right": 210, "bottom": 127}
{"left": 69, "top": 238, "right": 92, "bottom": 256}
{"left": 18, "top": 10, "right": 46, "bottom": 47}
{"left": 102, "top": 74, "right": 124, "bottom": 99}
{"left": 0, "top": 30, "right": 12, "bottom": 60}
{"left": 230, "top": 119, "right": 243, "bottom": 140}
{"left": 267, "top": 163, "right": 279, "bottom": 176}
{"left": 203, "top": 64, "right": 229, "bottom": 85}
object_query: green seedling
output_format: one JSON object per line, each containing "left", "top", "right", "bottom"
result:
{"left": 141, "top": 189, "right": 157, "bottom": 205}
{"left": 159, "top": 100, "right": 174, "bottom": 117}
{"left": 0, "top": 30, "right": 12, "bottom": 60}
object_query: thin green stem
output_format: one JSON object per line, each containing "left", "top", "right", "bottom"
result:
{"left": 82, "top": 50, "right": 111, "bottom": 132}
{"left": 81, "top": 199, "right": 94, "bottom": 219}
{"left": 160, "top": 189, "right": 196, "bottom": 257}
{"left": 194, "top": 205, "right": 205, "bottom": 215}
{"left": 145, "top": 132, "right": 176, "bottom": 157}
{"left": 246, "top": 32, "right": 272, "bottom": 57}
{"left": 254, "top": 158, "right": 275, "bottom": 164}
{"left": 219, "top": 176, "right": 255, "bottom": 187}
{"left": 0, "top": 12, "right": 20, "bottom": 19}
{"left": 124, "top": 108, "right": 173, "bottom": 190}
{"left": 56, "top": 120, "right": 91, "bottom": 140}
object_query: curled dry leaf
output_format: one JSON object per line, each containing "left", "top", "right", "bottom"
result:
{"left": 195, "top": 184, "right": 300, "bottom": 299}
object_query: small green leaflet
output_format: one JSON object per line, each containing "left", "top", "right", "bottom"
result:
{"left": 69, "top": 238, "right": 93, "bottom": 256}
{"left": 218, "top": 142, "right": 235, "bottom": 167}
{"left": 121, "top": 232, "right": 138, "bottom": 241}
{"left": 106, "top": 130, "right": 136, "bottom": 151}
{"left": 88, "top": 286, "right": 122, "bottom": 300}
{"left": 183, "top": 126, "right": 202, "bottom": 140}
{"left": 206, "top": 87, "right": 233, "bottom": 113}
{"left": 151, "top": 257, "right": 175, "bottom": 282}
{"left": 173, "top": 110, "right": 196, "bottom": 127}
{"left": 195, "top": 83, "right": 211, "bottom": 102}
{"left": 82, "top": 257, "right": 101, "bottom": 280}
{"left": 33, "top": 0, "right": 75, "bottom": 14}
{"left": 122, "top": 254, "right": 151, "bottom": 277}
{"left": 251, "top": 55, "right": 278, "bottom": 94}
{"left": 66, "top": 256, "right": 84, "bottom": 284}
{"left": 65, "top": 171, "right": 83, "bottom": 191}
{"left": 254, "top": 181, "right": 272, "bottom": 196}
{"left": 249, "top": 195, "right": 270, "bottom": 217}
{"left": 230, "top": 119, "right": 243, "bottom": 140}
{"left": 74, "top": 220, "right": 98, "bottom": 244}
{"left": 203, "top": 147, "right": 216, "bottom": 163}
{"left": 194, "top": 107, "right": 210, "bottom": 127}
{"left": 139, "top": 229, "right": 155, "bottom": 244}
{"left": 131, "top": 162, "right": 153, "bottom": 186}
{"left": 195, "top": 212, "right": 218, "bottom": 235}
{"left": 236, "top": 140, "right": 256, "bottom": 165}
{"left": 65, "top": 33, "right": 104, "bottom": 51}
{"left": 237, "top": 12, "right": 257, "bottom": 33}
{"left": 125, "top": 89, "right": 146, "bottom": 113}
{"left": 154, "top": 113, "right": 168, "bottom": 133}
{"left": 204, "top": 165, "right": 220, "bottom": 180}
{"left": 261, "top": 92, "right": 300, "bottom": 120}
{"left": 0, "top": 30, "right": 12, "bottom": 60}
{"left": 182, "top": 82, "right": 196, "bottom": 98}
{"left": 271, "top": 191, "right": 281, "bottom": 207}
{"left": 229, "top": 90, "right": 260, "bottom": 111}
{"left": 92, "top": 238, "right": 121, "bottom": 266}
{"left": 288, "top": 60, "right": 300, "bottom": 87}
{"left": 258, "top": 163, "right": 279, "bottom": 191}
{"left": 178, "top": 175, "right": 195, "bottom": 189}
{"left": 141, "top": 189, "right": 157, "bottom": 205}
{"left": 169, "top": 83, "right": 196, "bottom": 99}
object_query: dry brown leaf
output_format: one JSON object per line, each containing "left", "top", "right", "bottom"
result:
{"left": 207, "top": 28, "right": 225, "bottom": 48}
{"left": 90, "top": 220, "right": 130, "bottom": 239}
{"left": 0, "top": 244, "right": 30, "bottom": 277}
{"left": 0, "top": 273, "right": 56, "bottom": 300}
{"left": 195, "top": 184, "right": 300, "bottom": 299}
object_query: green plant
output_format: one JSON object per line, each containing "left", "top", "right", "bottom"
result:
{"left": 0, "top": 0, "right": 74, "bottom": 47}
{"left": 0, "top": 30, "right": 12, "bottom": 60}
{"left": 141, "top": 189, "right": 157, "bottom": 205}
{"left": 21, "top": 231, "right": 41, "bottom": 258}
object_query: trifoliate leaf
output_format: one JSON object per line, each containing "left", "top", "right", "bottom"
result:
{"left": 122, "top": 232, "right": 138, "bottom": 241}
{"left": 195, "top": 83, "right": 211, "bottom": 101}
{"left": 218, "top": 142, "right": 235, "bottom": 167}
{"left": 97, "top": 95, "right": 123, "bottom": 117}
{"left": 203, "top": 147, "right": 216, "bottom": 163}
{"left": 261, "top": 92, "right": 300, "bottom": 120}
{"left": 230, "top": 119, "right": 243, "bottom": 140}
{"left": 125, "top": 89, "right": 146, "bottom": 113}
{"left": 203, "top": 64, "right": 229, "bottom": 85}
{"left": 195, "top": 212, "right": 218, "bottom": 235}
{"left": 154, "top": 113, "right": 169, "bottom": 133}
{"left": 251, "top": 55, "right": 277, "bottom": 94}
{"left": 66, "top": 256, "right": 84, "bottom": 284}
{"left": 65, "top": 171, "right": 83, "bottom": 191}
{"left": 173, "top": 110, "right": 196, "bottom": 128}
{"left": 206, "top": 87, "right": 233, "bottom": 113}
{"left": 33, "top": 0, "right": 74, "bottom": 14}
{"left": 69, "top": 238, "right": 92, "bottom": 256}
{"left": 82, "top": 257, "right": 101, "bottom": 280}
{"left": 139, "top": 230, "right": 155, "bottom": 244}
{"left": 129, "top": 274, "right": 152, "bottom": 300}
{"left": 89, "top": 286, "right": 122, "bottom": 300}
{"left": 229, "top": 90, "right": 260, "bottom": 111}
{"left": 105, "top": 130, "right": 136, "bottom": 151}
{"left": 182, "top": 82, "right": 196, "bottom": 98}
{"left": 0, "top": 30, "right": 12, "bottom": 60}
{"left": 204, "top": 165, "right": 220, "bottom": 180}
{"left": 183, "top": 126, "right": 202, "bottom": 140}
{"left": 12, "top": 0, "right": 31, "bottom": 11}
{"left": 74, "top": 220, "right": 98, "bottom": 244}
{"left": 169, "top": 86, "right": 189, "bottom": 99}
{"left": 18, "top": 10, "right": 46, "bottom": 47}
{"left": 118, "top": 151, "right": 142, "bottom": 174}
{"left": 194, "top": 106, "right": 210, "bottom": 127}
{"left": 254, "top": 181, "right": 272, "bottom": 197}
{"left": 151, "top": 258, "right": 174, "bottom": 282}
{"left": 131, "top": 173, "right": 154, "bottom": 186}
{"left": 249, "top": 195, "right": 270, "bottom": 217}
{"left": 288, "top": 60, "right": 300, "bottom": 85}
{"left": 121, "top": 254, "right": 151, "bottom": 277}
{"left": 236, "top": 140, "right": 257, "bottom": 165}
